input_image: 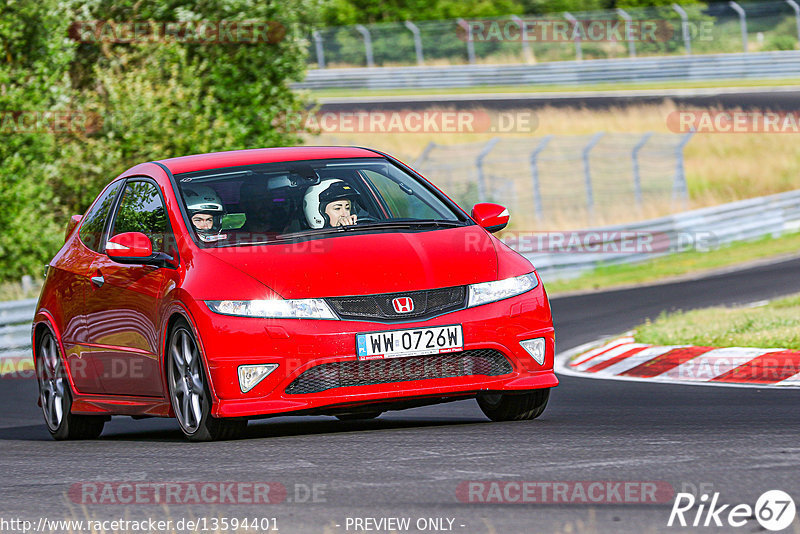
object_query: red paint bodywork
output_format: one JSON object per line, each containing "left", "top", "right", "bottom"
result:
{"left": 33, "top": 147, "right": 557, "bottom": 421}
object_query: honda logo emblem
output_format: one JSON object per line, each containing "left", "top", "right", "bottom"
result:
{"left": 392, "top": 297, "right": 414, "bottom": 313}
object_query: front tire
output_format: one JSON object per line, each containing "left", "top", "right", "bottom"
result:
{"left": 477, "top": 389, "right": 550, "bottom": 422}
{"left": 167, "top": 321, "right": 247, "bottom": 441}
{"left": 37, "top": 331, "right": 105, "bottom": 440}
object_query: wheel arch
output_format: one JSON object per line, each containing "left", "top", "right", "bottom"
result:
{"left": 160, "top": 304, "right": 220, "bottom": 409}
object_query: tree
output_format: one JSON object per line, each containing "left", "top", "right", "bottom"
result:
{"left": 0, "top": 0, "right": 316, "bottom": 281}
{"left": 0, "top": 0, "right": 75, "bottom": 279}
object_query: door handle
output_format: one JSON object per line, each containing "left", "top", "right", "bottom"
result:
{"left": 90, "top": 275, "right": 105, "bottom": 288}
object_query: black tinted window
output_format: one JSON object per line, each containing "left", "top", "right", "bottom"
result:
{"left": 111, "top": 181, "right": 170, "bottom": 253}
{"left": 79, "top": 180, "right": 124, "bottom": 252}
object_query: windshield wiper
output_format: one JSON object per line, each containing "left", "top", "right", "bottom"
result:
{"left": 354, "top": 220, "right": 467, "bottom": 230}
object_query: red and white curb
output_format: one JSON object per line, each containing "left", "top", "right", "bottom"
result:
{"left": 555, "top": 334, "right": 800, "bottom": 388}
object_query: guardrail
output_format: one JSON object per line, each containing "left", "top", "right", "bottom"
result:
{"left": 294, "top": 50, "right": 800, "bottom": 90}
{"left": 0, "top": 299, "right": 36, "bottom": 364}
{"left": 525, "top": 189, "right": 800, "bottom": 280}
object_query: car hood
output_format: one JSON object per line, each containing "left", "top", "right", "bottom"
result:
{"left": 202, "top": 226, "right": 499, "bottom": 299}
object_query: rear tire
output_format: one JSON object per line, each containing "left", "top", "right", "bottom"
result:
{"left": 167, "top": 321, "right": 247, "bottom": 441}
{"left": 477, "top": 389, "right": 550, "bottom": 422}
{"left": 37, "top": 331, "right": 105, "bottom": 440}
{"left": 335, "top": 411, "right": 382, "bottom": 421}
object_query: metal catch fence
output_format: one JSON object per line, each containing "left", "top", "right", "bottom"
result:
{"left": 414, "top": 132, "right": 694, "bottom": 227}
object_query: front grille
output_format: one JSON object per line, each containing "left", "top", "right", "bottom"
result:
{"left": 285, "top": 349, "right": 512, "bottom": 395}
{"left": 326, "top": 286, "right": 467, "bottom": 322}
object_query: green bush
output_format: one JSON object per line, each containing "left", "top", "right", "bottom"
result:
{"left": 765, "top": 34, "right": 798, "bottom": 51}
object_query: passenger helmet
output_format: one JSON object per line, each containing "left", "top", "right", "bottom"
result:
{"left": 183, "top": 185, "right": 225, "bottom": 239}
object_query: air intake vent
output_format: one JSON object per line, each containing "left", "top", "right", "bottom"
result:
{"left": 286, "top": 349, "right": 512, "bottom": 395}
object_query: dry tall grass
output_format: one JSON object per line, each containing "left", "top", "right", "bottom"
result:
{"left": 306, "top": 101, "right": 800, "bottom": 229}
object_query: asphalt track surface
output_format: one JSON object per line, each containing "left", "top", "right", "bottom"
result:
{"left": 2, "top": 257, "right": 800, "bottom": 533}
{"left": 317, "top": 86, "right": 800, "bottom": 112}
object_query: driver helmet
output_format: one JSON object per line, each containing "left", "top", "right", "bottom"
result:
{"left": 303, "top": 179, "right": 360, "bottom": 229}
{"left": 183, "top": 185, "right": 225, "bottom": 240}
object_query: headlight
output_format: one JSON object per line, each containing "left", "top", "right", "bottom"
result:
{"left": 206, "top": 299, "right": 338, "bottom": 319}
{"left": 467, "top": 272, "right": 539, "bottom": 308}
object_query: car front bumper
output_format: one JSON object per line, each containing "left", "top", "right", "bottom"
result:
{"left": 187, "top": 285, "right": 557, "bottom": 418}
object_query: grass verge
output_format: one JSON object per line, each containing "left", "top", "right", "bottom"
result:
{"left": 634, "top": 292, "right": 800, "bottom": 350}
{"left": 544, "top": 231, "right": 800, "bottom": 295}
{"left": 308, "top": 78, "right": 800, "bottom": 99}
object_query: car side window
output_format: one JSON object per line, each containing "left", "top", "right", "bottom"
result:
{"left": 111, "top": 180, "right": 171, "bottom": 253}
{"left": 79, "top": 180, "right": 124, "bottom": 253}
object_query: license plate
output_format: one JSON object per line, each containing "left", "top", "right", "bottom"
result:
{"left": 356, "top": 325, "right": 463, "bottom": 361}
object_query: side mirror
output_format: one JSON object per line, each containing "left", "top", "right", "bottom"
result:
{"left": 65, "top": 215, "right": 82, "bottom": 242}
{"left": 471, "top": 203, "right": 509, "bottom": 233}
{"left": 106, "top": 232, "right": 174, "bottom": 268}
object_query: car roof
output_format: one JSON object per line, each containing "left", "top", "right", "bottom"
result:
{"left": 156, "top": 146, "right": 383, "bottom": 175}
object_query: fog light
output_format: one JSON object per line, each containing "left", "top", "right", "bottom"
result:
{"left": 520, "top": 338, "right": 546, "bottom": 366}
{"left": 238, "top": 364, "right": 278, "bottom": 393}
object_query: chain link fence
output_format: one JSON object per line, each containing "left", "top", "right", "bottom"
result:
{"left": 413, "top": 132, "right": 694, "bottom": 229}
{"left": 308, "top": 1, "right": 800, "bottom": 69}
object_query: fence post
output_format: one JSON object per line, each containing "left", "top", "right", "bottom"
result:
{"left": 529, "top": 136, "right": 552, "bottom": 221}
{"left": 582, "top": 133, "right": 604, "bottom": 216}
{"left": 475, "top": 138, "right": 500, "bottom": 203}
{"left": 672, "top": 4, "right": 692, "bottom": 55}
{"left": 787, "top": 0, "right": 800, "bottom": 45}
{"left": 563, "top": 12, "right": 583, "bottom": 61}
{"left": 673, "top": 131, "right": 694, "bottom": 208}
{"left": 729, "top": 1, "right": 748, "bottom": 53}
{"left": 312, "top": 30, "right": 325, "bottom": 69}
{"left": 511, "top": 15, "right": 534, "bottom": 63}
{"left": 413, "top": 141, "right": 437, "bottom": 168}
{"left": 457, "top": 19, "right": 477, "bottom": 64}
{"left": 616, "top": 8, "right": 636, "bottom": 58}
{"left": 354, "top": 24, "right": 375, "bottom": 67}
{"left": 404, "top": 21, "right": 425, "bottom": 65}
{"left": 632, "top": 132, "right": 653, "bottom": 208}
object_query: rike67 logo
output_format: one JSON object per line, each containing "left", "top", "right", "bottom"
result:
{"left": 668, "top": 490, "right": 796, "bottom": 531}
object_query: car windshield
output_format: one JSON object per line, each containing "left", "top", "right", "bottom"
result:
{"left": 174, "top": 157, "right": 470, "bottom": 247}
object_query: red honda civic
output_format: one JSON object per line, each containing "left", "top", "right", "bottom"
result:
{"left": 33, "top": 147, "right": 557, "bottom": 441}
